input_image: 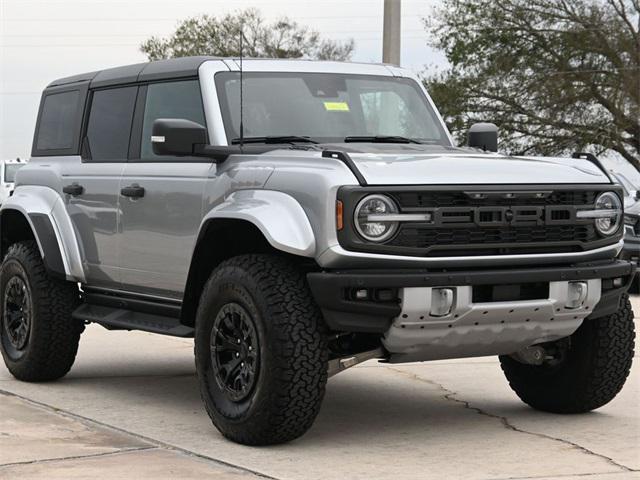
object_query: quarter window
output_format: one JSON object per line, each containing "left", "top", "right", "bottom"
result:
{"left": 140, "top": 80, "right": 205, "bottom": 160}
{"left": 85, "top": 87, "right": 137, "bottom": 162}
{"left": 35, "top": 90, "right": 81, "bottom": 151}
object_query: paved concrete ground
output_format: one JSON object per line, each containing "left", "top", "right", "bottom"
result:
{"left": 1, "top": 297, "right": 639, "bottom": 480}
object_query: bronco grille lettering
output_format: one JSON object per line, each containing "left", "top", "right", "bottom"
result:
{"left": 427, "top": 205, "right": 577, "bottom": 228}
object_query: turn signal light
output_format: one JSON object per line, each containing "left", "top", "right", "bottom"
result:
{"left": 336, "top": 200, "right": 344, "bottom": 231}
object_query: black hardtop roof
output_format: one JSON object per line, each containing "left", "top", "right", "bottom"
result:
{"left": 47, "top": 56, "right": 222, "bottom": 89}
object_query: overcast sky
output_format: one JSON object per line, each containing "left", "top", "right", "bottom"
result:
{"left": 0, "top": 0, "right": 446, "bottom": 159}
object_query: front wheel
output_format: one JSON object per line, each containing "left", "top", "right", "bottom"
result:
{"left": 500, "top": 294, "right": 635, "bottom": 413}
{"left": 195, "top": 254, "right": 328, "bottom": 445}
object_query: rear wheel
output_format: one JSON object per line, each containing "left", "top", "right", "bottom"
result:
{"left": 195, "top": 254, "right": 328, "bottom": 445}
{"left": 500, "top": 294, "right": 635, "bottom": 413}
{"left": 0, "top": 241, "right": 82, "bottom": 381}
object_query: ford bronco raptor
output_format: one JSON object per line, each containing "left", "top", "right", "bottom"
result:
{"left": 0, "top": 57, "right": 636, "bottom": 446}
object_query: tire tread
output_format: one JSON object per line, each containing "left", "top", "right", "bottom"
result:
{"left": 196, "top": 254, "right": 328, "bottom": 445}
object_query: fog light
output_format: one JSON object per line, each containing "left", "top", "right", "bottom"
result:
{"left": 430, "top": 288, "right": 454, "bottom": 317}
{"left": 566, "top": 281, "right": 588, "bottom": 309}
{"left": 613, "top": 277, "right": 624, "bottom": 288}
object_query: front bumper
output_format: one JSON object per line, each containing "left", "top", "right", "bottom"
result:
{"left": 307, "top": 259, "right": 636, "bottom": 334}
{"left": 316, "top": 240, "right": 624, "bottom": 269}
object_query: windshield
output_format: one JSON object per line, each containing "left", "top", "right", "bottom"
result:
{"left": 4, "top": 163, "right": 24, "bottom": 183}
{"left": 611, "top": 172, "right": 634, "bottom": 196}
{"left": 215, "top": 72, "right": 450, "bottom": 145}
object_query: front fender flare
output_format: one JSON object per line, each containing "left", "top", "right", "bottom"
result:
{"left": 204, "top": 190, "right": 316, "bottom": 257}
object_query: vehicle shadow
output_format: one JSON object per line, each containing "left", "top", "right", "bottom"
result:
{"left": 44, "top": 359, "right": 587, "bottom": 447}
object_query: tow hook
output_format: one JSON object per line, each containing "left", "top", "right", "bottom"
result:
{"left": 510, "top": 345, "right": 547, "bottom": 366}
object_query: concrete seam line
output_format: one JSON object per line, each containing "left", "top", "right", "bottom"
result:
{"left": 0, "top": 390, "right": 279, "bottom": 480}
{"left": 385, "top": 367, "right": 634, "bottom": 473}
{"left": 0, "top": 446, "right": 158, "bottom": 469}
{"left": 484, "top": 470, "right": 640, "bottom": 480}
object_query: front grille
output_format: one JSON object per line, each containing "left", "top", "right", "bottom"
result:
{"left": 386, "top": 190, "right": 599, "bottom": 255}
{"left": 337, "top": 185, "right": 621, "bottom": 257}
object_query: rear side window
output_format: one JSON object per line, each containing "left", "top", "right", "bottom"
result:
{"left": 35, "top": 90, "right": 81, "bottom": 151}
{"left": 140, "top": 80, "right": 205, "bottom": 161}
{"left": 85, "top": 87, "right": 137, "bottom": 162}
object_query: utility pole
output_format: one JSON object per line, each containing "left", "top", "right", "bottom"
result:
{"left": 382, "top": 0, "right": 401, "bottom": 66}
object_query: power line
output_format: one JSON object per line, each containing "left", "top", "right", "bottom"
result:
{"left": 2, "top": 14, "right": 426, "bottom": 21}
{"left": 0, "top": 38, "right": 434, "bottom": 47}
{"left": 0, "top": 29, "right": 427, "bottom": 38}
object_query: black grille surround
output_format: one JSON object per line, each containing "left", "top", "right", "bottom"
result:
{"left": 337, "top": 184, "right": 624, "bottom": 257}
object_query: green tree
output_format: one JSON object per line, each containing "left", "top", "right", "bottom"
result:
{"left": 141, "top": 9, "right": 354, "bottom": 62}
{"left": 424, "top": 0, "right": 640, "bottom": 169}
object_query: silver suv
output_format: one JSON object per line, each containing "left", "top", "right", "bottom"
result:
{"left": 0, "top": 57, "right": 636, "bottom": 445}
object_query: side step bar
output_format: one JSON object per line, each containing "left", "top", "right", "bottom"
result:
{"left": 328, "top": 347, "right": 385, "bottom": 378}
{"left": 73, "top": 304, "right": 194, "bottom": 337}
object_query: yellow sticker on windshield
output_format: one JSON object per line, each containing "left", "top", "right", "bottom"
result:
{"left": 324, "top": 101, "right": 350, "bottom": 112}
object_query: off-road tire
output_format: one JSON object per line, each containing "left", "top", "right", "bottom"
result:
{"left": 195, "top": 254, "right": 328, "bottom": 445}
{"left": 500, "top": 294, "right": 635, "bottom": 413}
{"left": 0, "top": 241, "right": 82, "bottom": 381}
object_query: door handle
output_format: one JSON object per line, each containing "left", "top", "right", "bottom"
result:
{"left": 121, "top": 184, "right": 145, "bottom": 198}
{"left": 63, "top": 183, "right": 84, "bottom": 196}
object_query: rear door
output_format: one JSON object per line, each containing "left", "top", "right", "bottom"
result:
{"left": 61, "top": 86, "right": 137, "bottom": 288}
{"left": 118, "top": 79, "right": 212, "bottom": 298}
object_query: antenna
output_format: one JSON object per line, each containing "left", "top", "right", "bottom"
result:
{"left": 239, "top": 26, "right": 244, "bottom": 150}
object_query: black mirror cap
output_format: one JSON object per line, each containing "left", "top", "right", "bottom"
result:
{"left": 468, "top": 122, "right": 498, "bottom": 152}
{"left": 151, "top": 118, "right": 208, "bottom": 156}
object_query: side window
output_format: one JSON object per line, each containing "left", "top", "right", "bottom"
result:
{"left": 85, "top": 87, "right": 137, "bottom": 162}
{"left": 35, "top": 90, "right": 81, "bottom": 151}
{"left": 140, "top": 80, "right": 205, "bottom": 161}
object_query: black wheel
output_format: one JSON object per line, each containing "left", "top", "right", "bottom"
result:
{"left": 500, "top": 294, "right": 635, "bottom": 413}
{"left": 195, "top": 254, "right": 328, "bottom": 445}
{"left": 0, "top": 241, "right": 82, "bottom": 381}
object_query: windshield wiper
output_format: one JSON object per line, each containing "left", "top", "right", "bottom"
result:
{"left": 343, "top": 135, "right": 423, "bottom": 144}
{"left": 231, "top": 136, "right": 318, "bottom": 145}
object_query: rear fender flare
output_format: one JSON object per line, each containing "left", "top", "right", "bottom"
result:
{"left": 1, "top": 186, "right": 85, "bottom": 282}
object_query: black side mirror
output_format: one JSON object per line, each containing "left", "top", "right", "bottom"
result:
{"left": 468, "top": 122, "right": 498, "bottom": 152}
{"left": 151, "top": 118, "right": 208, "bottom": 156}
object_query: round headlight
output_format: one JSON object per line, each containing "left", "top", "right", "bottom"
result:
{"left": 354, "top": 194, "right": 399, "bottom": 242}
{"left": 594, "top": 191, "right": 622, "bottom": 236}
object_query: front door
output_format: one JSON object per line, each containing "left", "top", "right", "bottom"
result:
{"left": 118, "top": 79, "right": 212, "bottom": 298}
{"left": 62, "top": 86, "right": 138, "bottom": 289}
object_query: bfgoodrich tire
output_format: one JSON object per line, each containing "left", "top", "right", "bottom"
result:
{"left": 195, "top": 254, "right": 328, "bottom": 445}
{"left": 500, "top": 294, "right": 635, "bottom": 413}
{"left": 0, "top": 241, "right": 82, "bottom": 381}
